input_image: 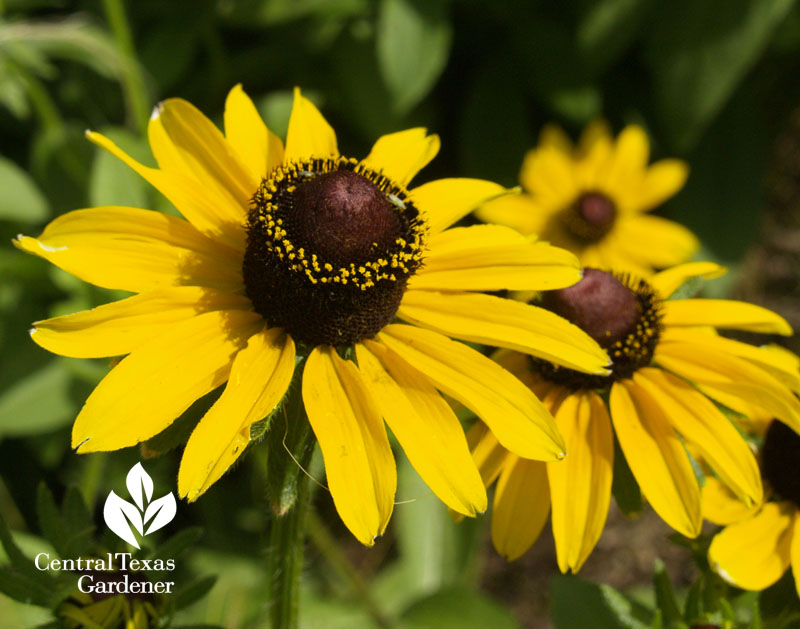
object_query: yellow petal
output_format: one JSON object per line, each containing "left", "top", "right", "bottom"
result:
{"left": 634, "top": 368, "right": 762, "bottom": 506}
{"left": 151, "top": 97, "right": 256, "bottom": 207}
{"left": 663, "top": 299, "right": 792, "bottom": 335}
{"left": 655, "top": 341, "right": 800, "bottom": 434}
{"left": 637, "top": 159, "right": 689, "bottom": 211}
{"left": 539, "top": 124, "right": 573, "bottom": 154}
{"left": 491, "top": 456, "right": 550, "bottom": 561}
{"left": 410, "top": 225, "right": 581, "bottom": 292}
{"left": 708, "top": 502, "right": 794, "bottom": 591}
{"left": 519, "top": 147, "right": 578, "bottom": 209}
{"left": 609, "top": 380, "right": 701, "bottom": 538}
{"left": 576, "top": 120, "right": 613, "bottom": 189}
{"left": 702, "top": 476, "right": 761, "bottom": 526}
{"left": 614, "top": 215, "right": 699, "bottom": 268}
{"left": 302, "top": 346, "right": 395, "bottom": 545}
{"left": 661, "top": 328, "right": 800, "bottom": 394}
{"left": 178, "top": 326, "right": 295, "bottom": 501}
{"left": 85, "top": 131, "right": 246, "bottom": 250}
{"left": 284, "top": 87, "right": 338, "bottom": 162}
{"left": 361, "top": 128, "right": 440, "bottom": 187}
{"left": 473, "top": 194, "right": 554, "bottom": 236}
{"left": 224, "top": 84, "right": 285, "bottom": 182}
{"left": 604, "top": 125, "right": 649, "bottom": 194}
{"left": 379, "top": 324, "right": 566, "bottom": 461}
{"left": 72, "top": 309, "right": 262, "bottom": 452}
{"left": 31, "top": 287, "right": 251, "bottom": 358}
{"left": 466, "top": 421, "right": 510, "bottom": 487}
{"left": 411, "top": 178, "right": 511, "bottom": 234}
{"left": 398, "top": 290, "right": 610, "bottom": 375}
{"left": 14, "top": 207, "right": 243, "bottom": 293}
{"left": 356, "top": 340, "right": 486, "bottom": 516}
{"left": 650, "top": 262, "right": 727, "bottom": 298}
{"left": 547, "top": 391, "right": 613, "bottom": 573}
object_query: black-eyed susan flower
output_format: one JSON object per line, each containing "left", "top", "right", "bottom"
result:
{"left": 475, "top": 122, "right": 699, "bottom": 276}
{"left": 469, "top": 262, "right": 800, "bottom": 572}
{"left": 15, "top": 86, "right": 610, "bottom": 545}
{"left": 706, "top": 419, "right": 800, "bottom": 596}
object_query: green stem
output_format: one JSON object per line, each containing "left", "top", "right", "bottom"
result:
{"left": 306, "top": 509, "right": 395, "bottom": 628}
{"left": 268, "top": 466, "right": 311, "bottom": 629}
{"left": 101, "top": 0, "right": 149, "bottom": 133}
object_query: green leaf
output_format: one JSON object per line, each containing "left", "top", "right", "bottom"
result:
{"left": 611, "top": 435, "right": 642, "bottom": 516}
{"left": 653, "top": 559, "right": 682, "bottom": 625}
{"left": 60, "top": 487, "right": 94, "bottom": 557}
{"left": 683, "top": 579, "right": 702, "bottom": 623}
{"left": 376, "top": 0, "right": 452, "bottom": 114}
{"left": 0, "top": 359, "right": 76, "bottom": 437}
{"left": 577, "top": 0, "right": 650, "bottom": 73}
{"left": 646, "top": 0, "right": 794, "bottom": 150}
{"left": 0, "top": 566, "right": 53, "bottom": 607}
{"left": 145, "top": 527, "right": 204, "bottom": 562}
{"left": 172, "top": 575, "right": 218, "bottom": 612}
{"left": 550, "top": 574, "right": 651, "bottom": 629}
{"left": 88, "top": 127, "right": 151, "bottom": 208}
{"left": 0, "top": 155, "right": 49, "bottom": 222}
{"left": 36, "top": 484, "right": 67, "bottom": 557}
{"left": 0, "top": 510, "right": 51, "bottom": 588}
{"left": 399, "top": 586, "right": 520, "bottom": 629}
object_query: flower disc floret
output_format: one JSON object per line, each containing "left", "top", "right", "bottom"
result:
{"left": 243, "top": 157, "right": 426, "bottom": 347}
{"left": 531, "top": 268, "right": 662, "bottom": 388}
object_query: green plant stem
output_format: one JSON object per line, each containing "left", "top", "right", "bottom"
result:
{"left": 268, "top": 447, "right": 311, "bottom": 629}
{"left": 306, "top": 509, "right": 395, "bottom": 628}
{"left": 101, "top": 0, "right": 149, "bottom": 133}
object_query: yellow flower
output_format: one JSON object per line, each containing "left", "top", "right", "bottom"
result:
{"left": 15, "top": 85, "right": 609, "bottom": 545}
{"left": 469, "top": 262, "right": 800, "bottom": 572}
{"left": 706, "top": 419, "right": 800, "bottom": 596}
{"left": 475, "top": 122, "right": 699, "bottom": 276}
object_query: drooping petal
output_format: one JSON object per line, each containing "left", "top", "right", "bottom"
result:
{"left": 85, "top": 131, "right": 246, "bottom": 250}
{"left": 284, "top": 88, "right": 338, "bottom": 162}
{"left": 14, "top": 207, "right": 243, "bottom": 293}
{"left": 702, "top": 476, "right": 761, "bottom": 526}
{"left": 547, "top": 391, "right": 613, "bottom": 574}
{"left": 663, "top": 299, "right": 792, "bottom": 335}
{"left": 650, "top": 262, "right": 727, "bottom": 299}
{"left": 224, "top": 84, "right": 285, "bottom": 181}
{"left": 410, "top": 225, "right": 581, "bottom": 292}
{"left": 178, "top": 326, "right": 295, "bottom": 501}
{"left": 473, "top": 194, "right": 554, "bottom": 236}
{"left": 466, "top": 421, "right": 510, "bottom": 487}
{"left": 614, "top": 215, "right": 699, "bottom": 268}
{"left": 31, "top": 287, "right": 252, "bottom": 358}
{"left": 655, "top": 341, "right": 800, "bottom": 434}
{"left": 708, "top": 503, "right": 794, "bottom": 591}
{"left": 634, "top": 368, "right": 762, "bottom": 506}
{"left": 660, "top": 328, "right": 800, "bottom": 394}
{"left": 609, "top": 380, "right": 701, "bottom": 538}
{"left": 492, "top": 456, "right": 550, "bottom": 561}
{"left": 378, "top": 324, "right": 566, "bottom": 461}
{"left": 637, "top": 159, "right": 689, "bottom": 211}
{"left": 356, "top": 341, "right": 486, "bottom": 516}
{"left": 151, "top": 98, "right": 256, "bottom": 207}
{"left": 539, "top": 124, "right": 573, "bottom": 154}
{"left": 410, "top": 178, "right": 510, "bottom": 234}
{"left": 71, "top": 309, "right": 262, "bottom": 452}
{"left": 398, "top": 290, "right": 610, "bottom": 375}
{"left": 575, "top": 120, "right": 613, "bottom": 189}
{"left": 302, "top": 346, "right": 395, "bottom": 546}
{"left": 361, "top": 128, "right": 440, "bottom": 187}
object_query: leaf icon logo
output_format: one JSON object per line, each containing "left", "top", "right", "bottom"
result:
{"left": 103, "top": 463, "right": 177, "bottom": 549}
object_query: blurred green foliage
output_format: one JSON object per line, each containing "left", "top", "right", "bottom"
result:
{"left": 2, "top": 0, "right": 800, "bottom": 626}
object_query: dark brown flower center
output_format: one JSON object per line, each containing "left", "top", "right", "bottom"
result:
{"left": 243, "top": 157, "right": 426, "bottom": 348}
{"left": 530, "top": 269, "right": 662, "bottom": 389}
{"left": 762, "top": 420, "right": 800, "bottom": 508}
{"left": 559, "top": 192, "right": 617, "bottom": 244}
